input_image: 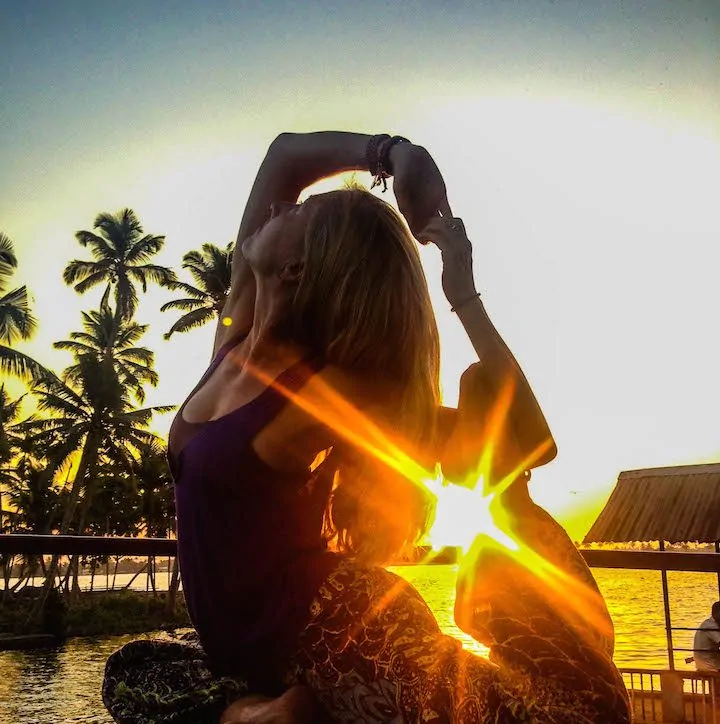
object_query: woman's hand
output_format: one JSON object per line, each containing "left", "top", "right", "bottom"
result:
{"left": 417, "top": 217, "right": 477, "bottom": 308}
{"left": 390, "top": 143, "right": 451, "bottom": 239}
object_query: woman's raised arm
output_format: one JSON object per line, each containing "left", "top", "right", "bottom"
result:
{"left": 215, "top": 132, "right": 374, "bottom": 355}
{"left": 216, "top": 131, "right": 452, "bottom": 356}
{"left": 419, "top": 216, "right": 557, "bottom": 481}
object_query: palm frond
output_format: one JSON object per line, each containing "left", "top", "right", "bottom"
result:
{"left": 0, "top": 386, "right": 25, "bottom": 425}
{"left": 0, "top": 285, "right": 37, "bottom": 343}
{"left": 0, "top": 346, "right": 53, "bottom": 383}
{"left": 53, "top": 340, "right": 94, "bottom": 355}
{"left": 120, "top": 404, "right": 176, "bottom": 422}
{"left": 160, "top": 297, "right": 209, "bottom": 312}
{"left": 0, "top": 232, "right": 18, "bottom": 286}
{"left": 121, "top": 361, "right": 158, "bottom": 387}
{"left": 163, "top": 306, "right": 216, "bottom": 340}
{"left": 93, "top": 210, "right": 142, "bottom": 254}
{"left": 123, "top": 429, "right": 165, "bottom": 449}
{"left": 118, "top": 347, "right": 154, "bottom": 366}
{"left": 63, "top": 259, "right": 111, "bottom": 287}
{"left": 163, "top": 280, "right": 207, "bottom": 298}
{"left": 124, "top": 234, "right": 165, "bottom": 264}
{"left": 129, "top": 264, "right": 177, "bottom": 288}
{"left": 115, "top": 323, "right": 149, "bottom": 347}
{"left": 120, "top": 371, "right": 146, "bottom": 404}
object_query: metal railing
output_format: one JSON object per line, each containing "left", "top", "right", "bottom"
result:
{"left": 620, "top": 667, "right": 720, "bottom": 724}
{"left": 2, "top": 536, "right": 720, "bottom": 568}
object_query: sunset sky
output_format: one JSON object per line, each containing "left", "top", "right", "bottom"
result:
{"left": 2, "top": 1, "right": 719, "bottom": 540}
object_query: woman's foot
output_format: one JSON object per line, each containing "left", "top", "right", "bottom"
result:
{"left": 220, "top": 685, "right": 317, "bottom": 723}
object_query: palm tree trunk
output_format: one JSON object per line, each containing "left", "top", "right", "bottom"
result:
{"left": 122, "top": 561, "right": 148, "bottom": 590}
{"left": 112, "top": 556, "right": 120, "bottom": 589}
{"left": 1, "top": 554, "right": 14, "bottom": 600}
{"left": 70, "top": 555, "right": 81, "bottom": 597}
{"left": 11, "top": 558, "right": 27, "bottom": 592}
{"left": 28, "top": 433, "right": 100, "bottom": 628}
{"left": 166, "top": 555, "right": 180, "bottom": 616}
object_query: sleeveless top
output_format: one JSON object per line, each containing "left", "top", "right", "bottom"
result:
{"left": 168, "top": 335, "right": 341, "bottom": 690}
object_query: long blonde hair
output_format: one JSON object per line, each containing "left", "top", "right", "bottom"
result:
{"left": 282, "top": 189, "right": 441, "bottom": 564}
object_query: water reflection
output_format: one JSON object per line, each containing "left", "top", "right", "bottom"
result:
{"left": 1, "top": 566, "right": 718, "bottom": 723}
{"left": 0, "top": 635, "right": 139, "bottom": 724}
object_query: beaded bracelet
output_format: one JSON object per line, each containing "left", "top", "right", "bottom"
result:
{"left": 450, "top": 292, "right": 482, "bottom": 314}
{"left": 367, "top": 134, "right": 411, "bottom": 193}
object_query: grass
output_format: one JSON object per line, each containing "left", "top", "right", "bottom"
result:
{"left": 0, "top": 588, "right": 191, "bottom": 638}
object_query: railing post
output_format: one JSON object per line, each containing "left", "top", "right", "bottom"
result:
{"left": 659, "top": 540, "right": 676, "bottom": 670}
{"left": 660, "top": 671, "right": 685, "bottom": 723}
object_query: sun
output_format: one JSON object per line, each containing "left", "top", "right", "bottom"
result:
{"left": 425, "top": 481, "right": 490, "bottom": 551}
{"left": 424, "top": 478, "right": 518, "bottom": 553}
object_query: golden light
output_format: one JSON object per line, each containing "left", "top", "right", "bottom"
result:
{"left": 221, "top": 316, "right": 233, "bottom": 327}
{"left": 229, "top": 356, "right": 613, "bottom": 645}
{"left": 425, "top": 478, "right": 517, "bottom": 553}
{"left": 245, "top": 357, "right": 531, "bottom": 554}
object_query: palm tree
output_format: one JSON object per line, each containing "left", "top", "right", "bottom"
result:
{"left": 0, "top": 232, "right": 49, "bottom": 381}
{"left": 5, "top": 455, "right": 65, "bottom": 588}
{"left": 0, "top": 385, "right": 25, "bottom": 531}
{"left": 20, "top": 355, "right": 172, "bottom": 537}
{"left": 20, "top": 354, "right": 173, "bottom": 610}
{"left": 162, "top": 242, "right": 233, "bottom": 339}
{"left": 53, "top": 297, "right": 159, "bottom": 403}
{"left": 83, "top": 464, "right": 142, "bottom": 591}
{"left": 132, "top": 440, "right": 175, "bottom": 594}
{"left": 134, "top": 439, "right": 175, "bottom": 538}
{"left": 63, "top": 209, "right": 177, "bottom": 322}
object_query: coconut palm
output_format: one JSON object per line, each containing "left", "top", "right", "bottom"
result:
{"left": 19, "top": 354, "right": 173, "bottom": 537}
{"left": 161, "top": 242, "right": 233, "bottom": 339}
{"left": 134, "top": 439, "right": 174, "bottom": 538}
{"left": 0, "top": 232, "right": 49, "bottom": 381}
{"left": 20, "top": 354, "right": 173, "bottom": 609}
{"left": 53, "top": 297, "right": 159, "bottom": 403}
{"left": 6, "top": 456, "right": 64, "bottom": 535}
{"left": 0, "top": 385, "right": 26, "bottom": 532}
{"left": 132, "top": 439, "right": 175, "bottom": 593}
{"left": 63, "top": 209, "right": 177, "bottom": 322}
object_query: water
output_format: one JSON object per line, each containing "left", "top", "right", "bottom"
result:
{"left": 0, "top": 566, "right": 718, "bottom": 723}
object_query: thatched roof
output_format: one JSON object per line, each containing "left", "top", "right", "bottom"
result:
{"left": 583, "top": 463, "right": 720, "bottom": 544}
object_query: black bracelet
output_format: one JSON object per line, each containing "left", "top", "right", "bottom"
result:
{"left": 366, "top": 134, "right": 390, "bottom": 177}
{"left": 378, "top": 135, "right": 411, "bottom": 176}
{"left": 369, "top": 135, "right": 411, "bottom": 193}
{"left": 450, "top": 292, "right": 481, "bottom": 314}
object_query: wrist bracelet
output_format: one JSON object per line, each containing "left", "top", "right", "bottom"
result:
{"left": 368, "top": 134, "right": 411, "bottom": 193}
{"left": 378, "top": 135, "right": 410, "bottom": 176}
{"left": 366, "top": 134, "right": 390, "bottom": 177}
{"left": 450, "top": 292, "right": 481, "bottom": 314}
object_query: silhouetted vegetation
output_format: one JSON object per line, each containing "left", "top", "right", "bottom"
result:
{"left": 0, "top": 212, "right": 231, "bottom": 634}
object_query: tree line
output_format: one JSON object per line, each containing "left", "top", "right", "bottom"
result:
{"left": 0, "top": 210, "right": 233, "bottom": 600}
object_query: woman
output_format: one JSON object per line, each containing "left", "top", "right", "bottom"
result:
{"left": 103, "top": 132, "right": 630, "bottom": 723}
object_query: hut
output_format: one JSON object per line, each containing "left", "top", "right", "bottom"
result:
{"left": 584, "top": 462, "right": 720, "bottom": 670}
{"left": 584, "top": 462, "right": 720, "bottom": 546}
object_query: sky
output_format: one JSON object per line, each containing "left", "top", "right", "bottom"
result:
{"left": 2, "top": 0, "right": 719, "bottom": 541}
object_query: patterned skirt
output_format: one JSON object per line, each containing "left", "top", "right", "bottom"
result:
{"left": 103, "top": 554, "right": 631, "bottom": 723}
